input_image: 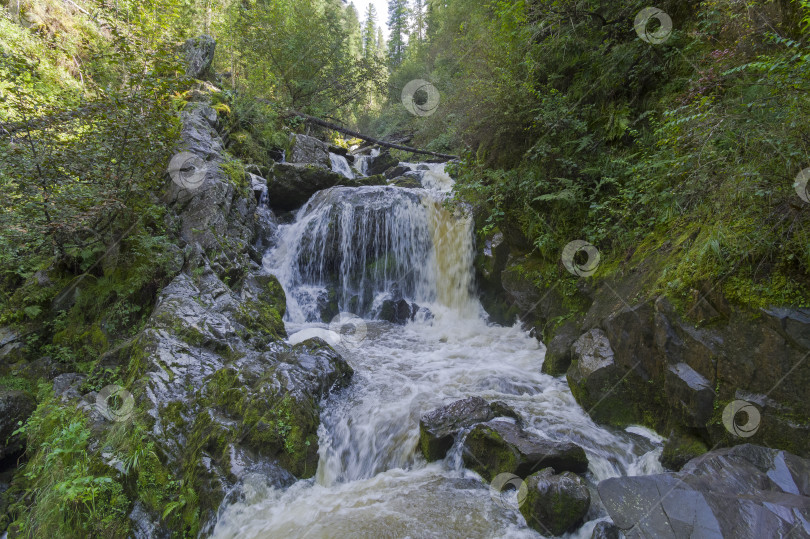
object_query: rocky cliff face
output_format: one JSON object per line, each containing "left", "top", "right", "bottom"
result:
{"left": 104, "top": 92, "right": 353, "bottom": 533}
{"left": 476, "top": 235, "right": 810, "bottom": 460}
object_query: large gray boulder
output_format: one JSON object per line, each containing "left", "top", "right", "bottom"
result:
{"left": 183, "top": 35, "right": 216, "bottom": 79}
{"left": 598, "top": 444, "right": 810, "bottom": 538}
{"left": 288, "top": 134, "right": 332, "bottom": 168}
{"left": 462, "top": 419, "right": 588, "bottom": 481}
{"left": 520, "top": 468, "right": 591, "bottom": 536}
{"left": 419, "top": 397, "right": 518, "bottom": 462}
{"left": 265, "top": 163, "right": 344, "bottom": 212}
{"left": 0, "top": 390, "right": 36, "bottom": 460}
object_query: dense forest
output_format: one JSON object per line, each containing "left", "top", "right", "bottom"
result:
{"left": 0, "top": 0, "right": 809, "bottom": 537}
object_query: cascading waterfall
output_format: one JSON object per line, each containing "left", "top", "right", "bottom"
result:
{"left": 214, "top": 162, "right": 663, "bottom": 539}
{"left": 266, "top": 177, "right": 478, "bottom": 322}
{"left": 329, "top": 152, "right": 355, "bottom": 179}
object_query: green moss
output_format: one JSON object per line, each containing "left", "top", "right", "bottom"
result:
{"left": 461, "top": 425, "right": 518, "bottom": 482}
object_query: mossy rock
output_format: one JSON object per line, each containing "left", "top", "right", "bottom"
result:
{"left": 462, "top": 420, "right": 588, "bottom": 481}
{"left": 520, "top": 468, "right": 590, "bottom": 536}
{"left": 660, "top": 431, "right": 709, "bottom": 471}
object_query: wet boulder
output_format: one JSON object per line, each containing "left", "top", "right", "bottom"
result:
{"left": 389, "top": 176, "right": 423, "bottom": 189}
{"left": 0, "top": 390, "right": 36, "bottom": 461}
{"left": 520, "top": 468, "right": 591, "bottom": 536}
{"left": 266, "top": 163, "right": 344, "bottom": 212}
{"left": 598, "top": 444, "right": 810, "bottom": 538}
{"left": 366, "top": 151, "right": 398, "bottom": 176}
{"left": 419, "top": 397, "right": 519, "bottom": 461}
{"left": 288, "top": 134, "right": 332, "bottom": 169}
{"left": 384, "top": 165, "right": 410, "bottom": 179}
{"left": 339, "top": 174, "right": 388, "bottom": 188}
{"left": 462, "top": 419, "right": 588, "bottom": 481}
{"left": 379, "top": 299, "right": 415, "bottom": 324}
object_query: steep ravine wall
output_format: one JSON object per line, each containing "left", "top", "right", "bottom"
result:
{"left": 476, "top": 232, "right": 810, "bottom": 461}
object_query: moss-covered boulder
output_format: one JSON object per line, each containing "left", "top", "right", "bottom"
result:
{"left": 520, "top": 468, "right": 590, "bottom": 536}
{"left": 338, "top": 174, "right": 388, "bottom": 187}
{"left": 389, "top": 176, "right": 422, "bottom": 188}
{"left": 660, "top": 431, "right": 708, "bottom": 471}
{"left": 266, "top": 162, "right": 344, "bottom": 212}
{"left": 462, "top": 420, "right": 588, "bottom": 481}
{"left": 419, "top": 397, "right": 518, "bottom": 462}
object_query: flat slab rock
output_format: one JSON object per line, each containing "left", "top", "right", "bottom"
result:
{"left": 419, "top": 396, "right": 520, "bottom": 461}
{"left": 462, "top": 419, "right": 589, "bottom": 481}
{"left": 598, "top": 444, "right": 810, "bottom": 538}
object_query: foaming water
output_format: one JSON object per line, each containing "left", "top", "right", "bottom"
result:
{"left": 215, "top": 164, "right": 663, "bottom": 538}
{"left": 212, "top": 316, "right": 663, "bottom": 538}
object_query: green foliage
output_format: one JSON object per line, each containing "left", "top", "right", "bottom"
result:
{"left": 8, "top": 387, "right": 129, "bottom": 537}
{"left": 218, "top": 0, "right": 387, "bottom": 119}
{"left": 380, "top": 0, "right": 810, "bottom": 309}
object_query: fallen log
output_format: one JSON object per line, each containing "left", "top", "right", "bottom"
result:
{"left": 281, "top": 108, "right": 459, "bottom": 161}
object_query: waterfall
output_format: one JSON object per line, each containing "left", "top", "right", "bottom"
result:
{"left": 264, "top": 177, "right": 478, "bottom": 322}
{"left": 329, "top": 152, "right": 354, "bottom": 179}
{"left": 215, "top": 160, "right": 664, "bottom": 539}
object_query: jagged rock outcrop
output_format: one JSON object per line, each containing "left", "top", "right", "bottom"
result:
{"left": 598, "top": 444, "right": 810, "bottom": 538}
{"left": 182, "top": 35, "right": 216, "bottom": 79}
{"left": 476, "top": 235, "right": 810, "bottom": 457}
